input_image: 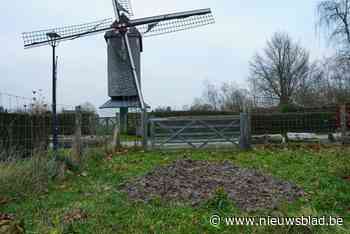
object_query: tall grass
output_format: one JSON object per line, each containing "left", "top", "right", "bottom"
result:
{"left": 0, "top": 152, "right": 49, "bottom": 199}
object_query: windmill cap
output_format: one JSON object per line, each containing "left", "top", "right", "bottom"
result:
{"left": 104, "top": 27, "right": 141, "bottom": 40}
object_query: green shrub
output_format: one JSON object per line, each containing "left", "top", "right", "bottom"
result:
{"left": 279, "top": 103, "right": 299, "bottom": 113}
{"left": 205, "top": 187, "right": 232, "bottom": 212}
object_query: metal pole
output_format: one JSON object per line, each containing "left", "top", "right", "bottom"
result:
{"left": 52, "top": 44, "right": 59, "bottom": 157}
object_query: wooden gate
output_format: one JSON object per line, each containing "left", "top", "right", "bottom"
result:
{"left": 149, "top": 115, "right": 243, "bottom": 149}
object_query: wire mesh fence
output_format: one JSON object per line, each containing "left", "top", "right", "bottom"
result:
{"left": 1, "top": 90, "right": 349, "bottom": 160}
{"left": 0, "top": 92, "right": 145, "bottom": 160}
{"left": 251, "top": 112, "right": 338, "bottom": 135}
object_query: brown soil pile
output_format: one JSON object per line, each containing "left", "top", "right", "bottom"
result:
{"left": 121, "top": 160, "right": 304, "bottom": 211}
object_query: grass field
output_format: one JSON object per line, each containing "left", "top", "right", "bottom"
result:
{"left": 1, "top": 146, "right": 350, "bottom": 233}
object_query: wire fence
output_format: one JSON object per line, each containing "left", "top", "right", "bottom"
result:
{"left": 0, "top": 92, "right": 144, "bottom": 160}
{"left": 0, "top": 111, "right": 117, "bottom": 160}
{"left": 0, "top": 91, "right": 75, "bottom": 114}
{"left": 0, "top": 91, "right": 349, "bottom": 160}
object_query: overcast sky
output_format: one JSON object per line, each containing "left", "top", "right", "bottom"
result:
{"left": 0, "top": 0, "right": 333, "bottom": 114}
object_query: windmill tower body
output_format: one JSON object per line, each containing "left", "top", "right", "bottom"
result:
{"left": 102, "top": 28, "right": 143, "bottom": 109}
{"left": 102, "top": 28, "right": 143, "bottom": 133}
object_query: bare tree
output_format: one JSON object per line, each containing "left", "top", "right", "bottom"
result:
{"left": 317, "top": 0, "right": 350, "bottom": 55}
{"left": 31, "top": 89, "right": 49, "bottom": 114}
{"left": 322, "top": 56, "right": 350, "bottom": 103}
{"left": 191, "top": 81, "right": 250, "bottom": 111}
{"left": 202, "top": 81, "right": 221, "bottom": 111}
{"left": 219, "top": 82, "right": 250, "bottom": 111}
{"left": 294, "top": 61, "right": 328, "bottom": 107}
{"left": 190, "top": 98, "right": 214, "bottom": 111}
{"left": 154, "top": 106, "right": 172, "bottom": 112}
{"left": 295, "top": 56, "right": 350, "bottom": 105}
{"left": 317, "top": 1, "right": 350, "bottom": 104}
{"left": 249, "top": 32, "right": 310, "bottom": 106}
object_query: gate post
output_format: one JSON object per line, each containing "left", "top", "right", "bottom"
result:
{"left": 112, "top": 112, "right": 121, "bottom": 150}
{"left": 150, "top": 119, "right": 155, "bottom": 149}
{"left": 72, "top": 106, "right": 82, "bottom": 164}
{"left": 240, "top": 112, "right": 251, "bottom": 150}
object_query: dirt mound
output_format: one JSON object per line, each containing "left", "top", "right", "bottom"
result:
{"left": 121, "top": 160, "right": 304, "bottom": 211}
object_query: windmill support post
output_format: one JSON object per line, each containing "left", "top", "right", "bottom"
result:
{"left": 120, "top": 107, "right": 128, "bottom": 134}
{"left": 141, "top": 109, "right": 148, "bottom": 149}
{"left": 113, "top": 112, "right": 121, "bottom": 150}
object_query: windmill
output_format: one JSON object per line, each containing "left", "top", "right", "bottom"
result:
{"left": 22, "top": 0, "right": 215, "bottom": 148}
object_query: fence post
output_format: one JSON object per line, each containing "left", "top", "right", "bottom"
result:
{"left": 88, "top": 114, "right": 95, "bottom": 135}
{"left": 141, "top": 110, "right": 148, "bottom": 149}
{"left": 340, "top": 104, "right": 348, "bottom": 144}
{"left": 72, "top": 106, "right": 82, "bottom": 164}
{"left": 112, "top": 112, "right": 121, "bottom": 151}
{"left": 150, "top": 119, "right": 155, "bottom": 149}
{"left": 240, "top": 112, "right": 251, "bottom": 150}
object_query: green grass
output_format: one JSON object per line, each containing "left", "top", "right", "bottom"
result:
{"left": 1, "top": 147, "right": 350, "bottom": 233}
{"left": 120, "top": 134, "right": 142, "bottom": 142}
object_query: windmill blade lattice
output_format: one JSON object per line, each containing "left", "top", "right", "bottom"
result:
{"left": 112, "top": 0, "right": 120, "bottom": 19}
{"left": 116, "top": 0, "right": 134, "bottom": 17}
{"left": 22, "top": 18, "right": 114, "bottom": 48}
{"left": 135, "top": 11, "right": 214, "bottom": 37}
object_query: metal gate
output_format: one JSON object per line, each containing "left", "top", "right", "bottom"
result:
{"left": 149, "top": 115, "right": 242, "bottom": 149}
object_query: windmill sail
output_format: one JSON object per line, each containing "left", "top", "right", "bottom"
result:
{"left": 129, "top": 8, "right": 213, "bottom": 27}
{"left": 145, "top": 23, "right": 158, "bottom": 33}
{"left": 112, "top": 0, "right": 120, "bottom": 19}
{"left": 135, "top": 9, "right": 215, "bottom": 37}
{"left": 114, "top": 0, "right": 134, "bottom": 17}
{"left": 22, "top": 18, "right": 114, "bottom": 48}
